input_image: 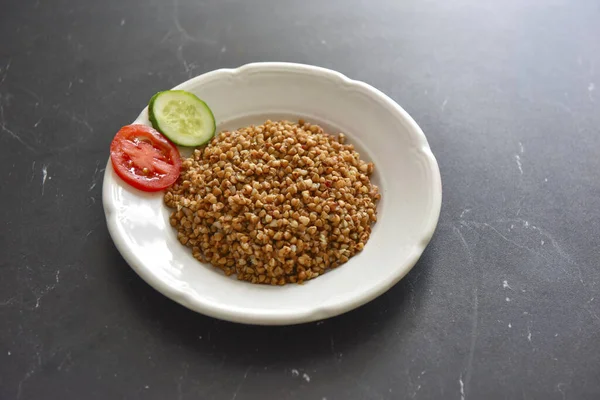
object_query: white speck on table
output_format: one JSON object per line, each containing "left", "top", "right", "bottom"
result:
{"left": 41, "top": 164, "right": 49, "bottom": 195}
{"left": 514, "top": 154, "right": 523, "bottom": 175}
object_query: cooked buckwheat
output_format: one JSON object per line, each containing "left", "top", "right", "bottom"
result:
{"left": 164, "top": 120, "right": 380, "bottom": 285}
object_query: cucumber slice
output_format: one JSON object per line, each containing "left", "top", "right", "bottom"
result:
{"left": 148, "top": 90, "right": 216, "bottom": 147}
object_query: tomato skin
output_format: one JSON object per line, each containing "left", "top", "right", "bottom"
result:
{"left": 110, "top": 124, "right": 181, "bottom": 192}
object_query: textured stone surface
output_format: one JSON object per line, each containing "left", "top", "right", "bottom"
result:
{"left": 1, "top": 0, "right": 599, "bottom": 399}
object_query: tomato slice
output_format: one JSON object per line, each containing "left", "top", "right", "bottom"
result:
{"left": 110, "top": 124, "right": 181, "bottom": 192}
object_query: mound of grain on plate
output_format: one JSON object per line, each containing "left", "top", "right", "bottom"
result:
{"left": 164, "top": 119, "right": 381, "bottom": 285}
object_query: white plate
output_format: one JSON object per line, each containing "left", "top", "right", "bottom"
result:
{"left": 103, "top": 62, "right": 441, "bottom": 325}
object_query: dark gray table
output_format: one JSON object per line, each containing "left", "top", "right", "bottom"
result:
{"left": 2, "top": 0, "right": 599, "bottom": 399}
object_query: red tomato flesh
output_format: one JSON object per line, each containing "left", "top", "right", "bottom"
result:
{"left": 110, "top": 124, "right": 181, "bottom": 192}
